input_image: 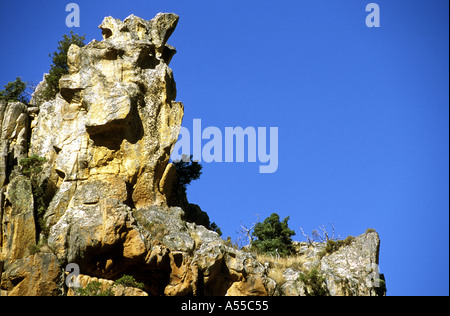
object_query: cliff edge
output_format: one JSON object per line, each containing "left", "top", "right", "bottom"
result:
{"left": 0, "top": 13, "right": 385, "bottom": 296}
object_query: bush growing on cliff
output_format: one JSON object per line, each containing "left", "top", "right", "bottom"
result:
{"left": 114, "top": 275, "right": 144, "bottom": 290}
{"left": 169, "top": 155, "right": 223, "bottom": 234}
{"left": 172, "top": 154, "right": 202, "bottom": 194}
{"left": 251, "top": 213, "right": 296, "bottom": 257}
{"left": 0, "top": 77, "right": 28, "bottom": 104}
{"left": 298, "top": 268, "right": 329, "bottom": 296}
{"left": 43, "top": 31, "right": 86, "bottom": 100}
{"left": 375, "top": 273, "right": 387, "bottom": 296}
{"left": 19, "top": 154, "right": 48, "bottom": 235}
{"left": 20, "top": 154, "right": 46, "bottom": 178}
{"left": 75, "top": 281, "right": 114, "bottom": 296}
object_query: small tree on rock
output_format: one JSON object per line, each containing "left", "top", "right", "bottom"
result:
{"left": 172, "top": 154, "right": 202, "bottom": 195}
{"left": 0, "top": 77, "right": 28, "bottom": 104}
{"left": 43, "top": 31, "right": 86, "bottom": 100}
{"left": 19, "top": 154, "right": 48, "bottom": 235}
{"left": 251, "top": 213, "right": 296, "bottom": 257}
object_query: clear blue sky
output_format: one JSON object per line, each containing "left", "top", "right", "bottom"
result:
{"left": 0, "top": 0, "right": 448, "bottom": 296}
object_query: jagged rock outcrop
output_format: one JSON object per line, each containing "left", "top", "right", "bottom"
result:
{"left": 0, "top": 101, "right": 29, "bottom": 188}
{"left": 0, "top": 13, "right": 385, "bottom": 296}
{"left": 270, "top": 230, "right": 384, "bottom": 296}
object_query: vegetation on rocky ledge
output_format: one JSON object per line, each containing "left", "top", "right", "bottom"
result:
{"left": 42, "top": 31, "right": 86, "bottom": 101}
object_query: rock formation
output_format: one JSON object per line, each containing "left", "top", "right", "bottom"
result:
{"left": 0, "top": 13, "right": 385, "bottom": 296}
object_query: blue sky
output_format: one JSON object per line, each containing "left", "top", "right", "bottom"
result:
{"left": 0, "top": 0, "right": 448, "bottom": 296}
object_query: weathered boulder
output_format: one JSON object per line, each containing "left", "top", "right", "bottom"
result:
{"left": 320, "top": 230, "right": 382, "bottom": 296}
{"left": 0, "top": 251, "right": 61, "bottom": 296}
{"left": 29, "top": 74, "right": 49, "bottom": 108}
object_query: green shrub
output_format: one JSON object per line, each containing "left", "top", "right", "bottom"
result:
{"left": 170, "top": 155, "right": 224, "bottom": 234}
{"left": 19, "top": 154, "right": 46, "bottom": 177}
{"left": 374, "top": 273, "right": 387, "bottom": 296}
{"left": 210, "top": 222, "right": 222, "bottom": 236}
{"left": 28, "top": 243, "right": 42, "bottom": 255}
{"left": 114, "top": 275, "right": 144, "bottom": 290}
{"left": 324, "top": 235, "right": 355, "bottom": 255}
{"left": 324, "top": 239, "right": 339, "bottom": 254}
{"left": 42, "top": 31, "right": 86, "bottom": 100}
{"left": 298, "top": 268, "right": 329, "bottom": 296}
{"left": 172, "top": 154, "right": 202, "bottom": 195}
{"left": 251, "top": 213, "right": 296, "bottom": 257}
{"left": 317, "top": 235, "right": 355, "bottom": 258}
{"left": 19, "top": 155, "right": 48, "bottom": 235}
{"left": 76, "top": 281, "right": 114, "bottom": 296}
{"left": 0, "top": 77, "right": 28, "bottom": 104}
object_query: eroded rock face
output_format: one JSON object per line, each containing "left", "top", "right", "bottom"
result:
{"left": 28, "top": 14, "right": 184, "bottom": 269}
{"left": 32, "top": 13, "right": 183, "bottom": 210}
{"left": 1, "top": 13, "right": 185, "bottom": 296}
{"left": 0, "top": 13, "right": 385, "bottom": 296}
{"left": 1, "top": 251, "right": 61, "bottom": 296}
